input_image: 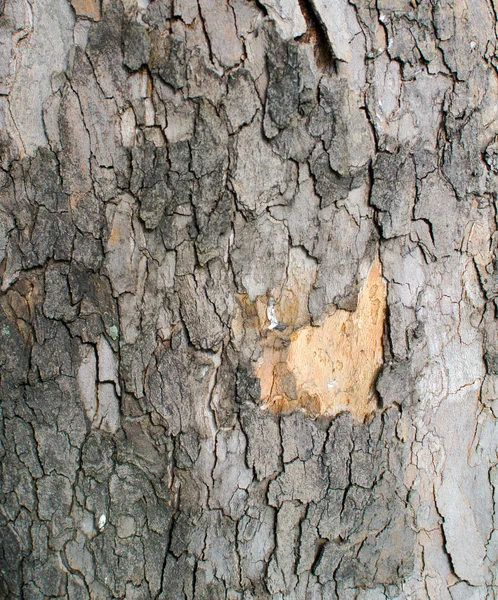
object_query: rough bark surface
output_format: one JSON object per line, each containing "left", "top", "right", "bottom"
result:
{"left": 1, "top": 0, "right": 498, "bottom": 598}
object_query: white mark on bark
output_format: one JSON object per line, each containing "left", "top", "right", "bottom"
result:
{"left": 267, "top": 297, "right": 279, "bottom": 330}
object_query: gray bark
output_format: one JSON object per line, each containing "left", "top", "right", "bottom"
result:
{"left": 1, "top": 0, "right": 498, "bottom": 598}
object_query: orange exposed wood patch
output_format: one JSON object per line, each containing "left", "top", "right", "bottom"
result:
{"left": 245, "top": 259, "right": 386, "bottom": 421}
{"left": 71, "top": 0, "right": 101, "bottom": 20}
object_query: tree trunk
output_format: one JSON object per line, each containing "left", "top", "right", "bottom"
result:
{"left": 1, "top": 0, "right": 498, "bottom": 597}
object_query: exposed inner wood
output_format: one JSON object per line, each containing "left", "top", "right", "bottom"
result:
{"left": 253, "top": 258, "right": 386, "bottom": 420}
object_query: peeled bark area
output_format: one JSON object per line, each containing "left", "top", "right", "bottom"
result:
{"left": 1, "top": 0, "right": 498, "bottom": 599}
{"left": 255, "top": 258, "right": 386, "bottom": 419}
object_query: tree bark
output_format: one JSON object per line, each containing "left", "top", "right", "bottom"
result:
{"left": 1, "top": 0, "right": 498, "bottom": 598}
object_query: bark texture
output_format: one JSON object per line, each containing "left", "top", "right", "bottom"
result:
{"left": 1, "top": 0, "right": 498, "bottom": 598}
